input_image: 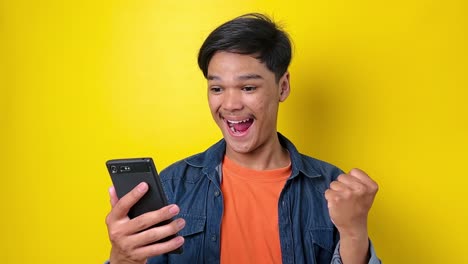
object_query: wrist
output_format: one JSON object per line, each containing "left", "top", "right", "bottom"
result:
{"left": 338, "top": 231, "right": 370, "bottom": 264}
{"left": 337, "top": 222, "right": 368, "bottom": 240}
{"left": 339, "top": 229, "right": 368, "bottom": 242}
{"left": 109, "top": 250, "right": 146, "bottom": 264}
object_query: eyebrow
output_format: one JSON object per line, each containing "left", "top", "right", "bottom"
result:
{"left": 207, "top": 74, "right": 264, "bottom": 81}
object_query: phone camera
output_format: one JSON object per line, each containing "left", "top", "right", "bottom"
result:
{"left": 110, "top": 165, "right": 118, "bottom": 173}
{"left": 120, "top": 166, "right": 131, "bottom": 172}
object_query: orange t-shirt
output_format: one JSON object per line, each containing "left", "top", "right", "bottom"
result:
{"left": 220, "top": 155, "right": 291, "bottom": 264}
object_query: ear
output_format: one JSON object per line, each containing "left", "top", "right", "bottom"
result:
{"left": 278, "top": 72, "right": 290, "bottom": 102}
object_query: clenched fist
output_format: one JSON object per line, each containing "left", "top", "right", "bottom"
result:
{"left": 325, "top": 168, "right": 378, "bottom": 263}
{"left": 324, "top": 168, "right": 378, "bottom": 237}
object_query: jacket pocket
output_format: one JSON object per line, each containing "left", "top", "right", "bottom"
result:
{"left": 169, "top": 214, "right": 206, "bottom": 263}
{"left": 177, "top": 214, "right": 206, "bottom": 237}
{"left": 309, "top": 228, "right": 335, "bottom": 263}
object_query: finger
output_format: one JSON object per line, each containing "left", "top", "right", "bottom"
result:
{"left": 110, "top": 182, "right": 148, "bottom": 220}
{"left": 336, "top": 174, "right": 366, "bottom": 192}
{"left": 349, "top": 168, "right": 378, "bottom": 188}
{"left": 134, "top": 235, "right": 185, "bottom": 258}
{"left": 131, "top": 218, "right": 186, "bottom": 247}
{"left": 324, "top": 188, "right": 337, "bottom": 202}
{"left": 324, "top": 189, "right": 340, "bottom": 208}
{"left": 329, "top": 180, "right": 348, "bottom": 192}
{"left": 128, "top": 204, "right": 180, "bottom": 233}
{"left": 109, "top": 186, "right": 119, "bottom": 208}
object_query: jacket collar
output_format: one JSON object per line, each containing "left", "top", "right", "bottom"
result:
{"left": 184, "top": 132, "right": 322, "bottom": 179}
{"left": 278, "top": 133, "right": 322, "bottom": 179}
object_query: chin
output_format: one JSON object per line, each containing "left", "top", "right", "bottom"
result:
{"left": 224, "top": 136, "right": 256, "bottom": 154}
{"left": 227, "top": 144, "right": 252, "bottom": 155}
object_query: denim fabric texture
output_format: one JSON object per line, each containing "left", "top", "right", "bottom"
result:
{"left": 110, "top": 133, "right": 380, "bottom": 264}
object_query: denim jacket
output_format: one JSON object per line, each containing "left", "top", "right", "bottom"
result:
{"left": 143, "top": 133, "right": 380, "bottom": 264}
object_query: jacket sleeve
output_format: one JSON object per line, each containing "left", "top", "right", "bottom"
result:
{"left": 147, "top": 255, "right": 168, "bottom": 264}
{"left": 331, "top": 239, "right": 381, "bottom": 264}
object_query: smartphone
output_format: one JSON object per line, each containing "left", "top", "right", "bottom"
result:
{"left": 106, "top": 157, "right": 182, "bottom": 254}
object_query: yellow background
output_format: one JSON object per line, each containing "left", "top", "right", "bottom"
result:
{"left": 2, "top": 0, "right": 467, "bottom": 263}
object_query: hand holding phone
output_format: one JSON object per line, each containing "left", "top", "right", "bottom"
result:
{"left": 105, "top": 158, "right": 184, "bottom": 262}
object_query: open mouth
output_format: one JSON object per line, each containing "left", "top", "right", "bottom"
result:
{"left": 226, "top": 118, "right": 254, "bottom": 134}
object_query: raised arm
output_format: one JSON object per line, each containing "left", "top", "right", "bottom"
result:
{"left": 325, "top": 168, "right": 379, "bottom": 264}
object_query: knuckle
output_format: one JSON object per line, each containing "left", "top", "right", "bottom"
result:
{"left": 113, "top": 200, "right": 126, "bottom": 214}
{"left": 152, "top": 237, "right": 183, "bottom": 255}
{"left": 330, "top": 181, "right": 342, "bottom": 189}
{"left": 122, "top": 189, "right": 142, "bottom": 206}
{"left": 167, "top": 222, "right": 177, "bottom": 234}
{"left": 350, "top": 168, "right": 362, "bottom": 175}
{"left": 119, "top": 240, "right": 133, "bottom": 253}
{"left": 366, "top": 180, "right": 379, "bottom": 194}
{"left": 172, "top": 219, "right": 183, "bottom": 233}
{"left": 108, "top": 229, "right": 123, "bottom": 242}
{"left": 161, "top": 206, "right": 176, "bottom": 220}
{"left": 154, "top": 221, "right": 178, "bottom": 241}
{"left": 355, "top": 184, "right": 366, "bottom": 195}
{"left": 148, "top": 229, "right": 163, "bottom": 243}
{"left": 342, "top": 190, "right": 352, "bottom": 199}
{"left": 105, "top": 213, "right": 113, "bottom": 226}
{"left": 354, "top": 189, "right": 363, "bottom": 197}
{"left": 372, "top": 182, "right": 379, "bottom": 192}
{"left": 148, "top": 209, "right": 167, "bottom": 224}
{"left": 337, "top": 174, "right": 346, "bottom": 181}
{"left": 149, "top": 245, "right": 167, "bottom": 257}
{"left": 333, "top": 194, "right": 342, "bottom": 203}
{"left": 131, "top": 188, "right": 143, "bottom": 199}
{"left": 145, "top": 228, "right": 180, "bottom": 253}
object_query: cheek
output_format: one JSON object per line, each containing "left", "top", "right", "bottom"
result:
{"left": 254, "top": 96, "right": 277, "bottom": 115}
{"left": 208, "top": 97, "right": 221, "bottom": 117}
{"left": 254, "top": 98, "right": 265, "bottom": 111}
{"left": 261, "top": 101, "right": 280, "bottom": 125}
{"left": 248, "top": 93, "right": 266, "bottom": 110}
{"left": 207, "top": 96, "right": 216, "bottom": 110}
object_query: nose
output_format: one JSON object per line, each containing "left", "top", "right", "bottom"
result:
{"left": 222, "top": 89, "right": 243, "bottom": 112}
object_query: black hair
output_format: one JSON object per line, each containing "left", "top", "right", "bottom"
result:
{"left": 198, "top": 13, "right": 292, "bottom": 82}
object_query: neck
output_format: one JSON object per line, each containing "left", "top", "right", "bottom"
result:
{"left": 225, "top": 134, "right": 290, "bottom": 171}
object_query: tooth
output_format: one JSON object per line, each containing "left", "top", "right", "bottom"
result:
{"left": 228, "top": 118, "right": 250, "bottom": 124}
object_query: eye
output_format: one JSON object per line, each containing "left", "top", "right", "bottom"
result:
{"left": 210, "top": 86, "right": 223, "bottom": 94}
{"left": 242, "top": 86, "right": 256, "bottom": 92}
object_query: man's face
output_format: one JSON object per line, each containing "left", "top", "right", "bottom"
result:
{"left": 207, "top": 51, "right": 289, "bottom": 157}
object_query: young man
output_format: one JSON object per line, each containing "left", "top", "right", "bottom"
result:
{"left": 105, "top": 13, "right": 380, "bottom": 264}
